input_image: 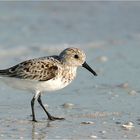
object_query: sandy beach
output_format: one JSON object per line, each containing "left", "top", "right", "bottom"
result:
{"left": 0, "top": 1, "right": 140, "bottom": 139}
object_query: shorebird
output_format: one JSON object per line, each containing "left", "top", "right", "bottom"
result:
{"left": 0, "top": 47, "right": 97, "bottom": 122}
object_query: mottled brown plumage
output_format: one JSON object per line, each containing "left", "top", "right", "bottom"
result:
{"left": 0, "top": 56, "right": 60, "bottom": 81}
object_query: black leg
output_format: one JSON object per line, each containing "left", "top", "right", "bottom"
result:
{"left": 31, "top": 96, "right": 37, "bottom": 122}
{"left": 37, "top": 95, "right": 65, "bottom": 121}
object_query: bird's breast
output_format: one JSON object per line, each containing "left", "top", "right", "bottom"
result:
{"left": 60, "top": 66, "right": 77, "bottom": 83}
{"left": 38, "top": 67, "right": 77, "bottom": 92}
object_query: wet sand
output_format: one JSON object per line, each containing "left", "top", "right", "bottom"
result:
{"left": 0, "top": 1, "right": 140, "bottom": 139}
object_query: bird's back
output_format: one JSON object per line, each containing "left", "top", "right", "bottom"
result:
{"left": 0, "top": 56, "right": 61, "bottom": 81}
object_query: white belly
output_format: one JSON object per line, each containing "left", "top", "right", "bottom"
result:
{"left": 0, "top": 77, "right": 72, "bottom": 93}
{"left": 38, "top": 77, "right": 71, "bottom": 91}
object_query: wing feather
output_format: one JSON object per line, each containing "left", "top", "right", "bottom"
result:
{"left": 0, "top": 57, "right": 60, "bottom": 81}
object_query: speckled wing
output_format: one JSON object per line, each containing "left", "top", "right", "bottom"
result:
{"left": 0, "top": 57, "right": 60, "bottom": 81}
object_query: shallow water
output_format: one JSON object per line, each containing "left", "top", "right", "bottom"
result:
{"left": 0, "top": 1, "right": 140, "bottom": 139}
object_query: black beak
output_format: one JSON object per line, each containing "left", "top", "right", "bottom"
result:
{"left": 82, "top": 61, "right": 97, "bottom": 76}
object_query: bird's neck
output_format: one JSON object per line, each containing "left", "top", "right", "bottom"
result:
{"left": 60, "top": 65, "right": 77, "bottom": 83}
{"left": 64, "top": 65, "right": 77, "bottom": 76}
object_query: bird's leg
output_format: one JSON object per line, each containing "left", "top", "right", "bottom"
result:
{"left": 31, "top": 96, "right": 37, "bottom": 122}
{"left": 37, "top": 94, "right": 65, "bottom": 121}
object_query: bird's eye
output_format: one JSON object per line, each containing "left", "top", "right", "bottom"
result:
{"left": 74, "top": 54, "right": 79, "bottom": 59}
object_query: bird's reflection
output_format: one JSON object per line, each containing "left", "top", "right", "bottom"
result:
{"left": 31, "top": 121, "right": 51, "bottom": 140}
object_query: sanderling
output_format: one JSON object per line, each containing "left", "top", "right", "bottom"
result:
{"left": 0, "top": 47, "right": 97, "bottom": 122}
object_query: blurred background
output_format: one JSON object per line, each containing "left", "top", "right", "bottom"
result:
{"left": 0, "top": 1, "right": 140, "bottom": 139}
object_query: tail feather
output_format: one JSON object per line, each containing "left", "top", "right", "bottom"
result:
{"left": 0, "top": 69, "right": 9, "bottom": 76}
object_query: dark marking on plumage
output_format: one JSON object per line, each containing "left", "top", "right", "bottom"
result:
{"left": 9, "top": 65, "right": 19, "bottom": 72}
{"left": 0, "top": 57, "right": 60, "bottom": 81}
{"left": 41, "top": 65, "right": 45, "bottom": 68}
{"left": 24, "top": 67, "right": 30, "bottom": 72}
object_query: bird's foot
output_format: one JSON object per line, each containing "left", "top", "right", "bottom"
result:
{"left": 32, "top": 119, "right": 38, "bottom": 122}
{"left": 48, "top": 116, "right": 65, "bottom": 121}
